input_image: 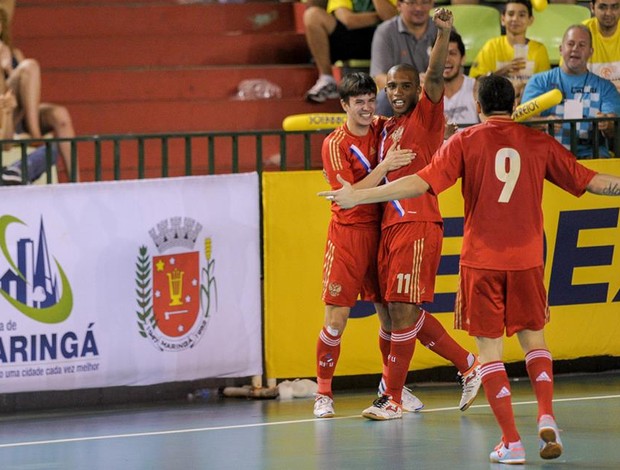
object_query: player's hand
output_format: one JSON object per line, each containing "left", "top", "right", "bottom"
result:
{"left": 433, "top": 8, "right": 453, "bottom": 31}
{"left": 381, "top": 140, "right": 415, "bottom": 171}
{"left": 444, "top": 121, "right": 458, "bottom": 140}
{"left": 318, "top": 174, "right": 358, "bottom": 209}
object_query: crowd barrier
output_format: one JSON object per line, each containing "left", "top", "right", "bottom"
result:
{"left": 1, "top": 116, "right": 619, "bottom": 185}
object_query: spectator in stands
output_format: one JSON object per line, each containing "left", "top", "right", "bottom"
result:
{"left": 0, "top": 86, "right": 58, "bottom": 185}
{"left": 584, "top": 0, "right": 620, "bottom": 91}
{"left": 303, "top": 0, "right": 398, "bottom": 103}
{"left": 469, "top": 0, "right": 550, "bottom": 103}
{"left": 444, "top": 30, "right": 479, "bottom": 135}
{"left": 522, "top": 24, "right": 620, "bottom": 158}
{"left": 370, "top": 0, "right": 436, "bottom": 115}
{"left": 0, "top": 7, "right": 78, "bottom": 180}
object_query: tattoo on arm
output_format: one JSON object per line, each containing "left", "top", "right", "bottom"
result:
{"left": 602, "top": 182, "right": 620, "bottom": 196}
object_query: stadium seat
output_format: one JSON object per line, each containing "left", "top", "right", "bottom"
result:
{"left": 442, "top": 5, "right": 502, "bottom": 67}
{"left": 527, "top": 4, "right": 592, "bottom": 65}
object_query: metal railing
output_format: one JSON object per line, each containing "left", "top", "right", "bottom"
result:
{"left": 0, "top": 117, "right": 618, "bottom": 185}
{"left": 0, "top": 130, "right": 332, "bottom": 184}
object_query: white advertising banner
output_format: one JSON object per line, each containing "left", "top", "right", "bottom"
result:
{"left": 0, "top": 173, "right": 262, "bottom": 393}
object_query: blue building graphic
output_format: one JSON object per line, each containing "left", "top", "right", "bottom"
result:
{"left": 0, "top": 220, "right": 59, "bottom": 308}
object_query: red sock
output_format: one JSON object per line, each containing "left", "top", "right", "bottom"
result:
{"left": 316, "top": 327, "right": 341, "bottom": 398}
{"left": 480, "top": 362, "right": 520, "bottom": 444}
{"left": 385, "top": 315, "right": 423, "bottom": 404}
{"left": 526, "top": 349, "right": 554, "bottom": 419}
{"left": 416, "top": 310, "right": 471, "bottom": 373}
{"left": 378, "top": 328, "right": 391, "bottom": 387}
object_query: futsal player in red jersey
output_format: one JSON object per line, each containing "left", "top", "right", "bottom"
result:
{"left": 319, "top": 74, "right": 620, "bottom": 463}
{"left": 360, "top": 7, "right": 481, "bottom": 421}
{"left": 314, "top": 71, "right": 418, "bottom": 418}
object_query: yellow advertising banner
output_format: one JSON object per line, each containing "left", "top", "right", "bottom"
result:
{"left": 263, "top": 160, "right": 620, "bottom": 379}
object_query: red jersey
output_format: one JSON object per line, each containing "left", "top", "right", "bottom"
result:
{"left": 418, "top": 118, "right": 597, "bottom": 270}
{"left": 380, "top": 92, "right": 445, "bottom": 228}
{"left": 322, "top": 117, "right": 385, "bottom": 226}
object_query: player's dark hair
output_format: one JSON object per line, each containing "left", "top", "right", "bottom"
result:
{"left": 338, "top": 72, "right": 377, "bottom": 101}
{"left": 450, "top": 30, "right": 465, "bottom": 57}
{"left": 477, "top": 75, "right": 515, "bottom": 115}
{"left": 504, "top": 0, "right": 533, "bottom": 17}
{"left": 386, "top": 63, "right": 421, "bottom": 88}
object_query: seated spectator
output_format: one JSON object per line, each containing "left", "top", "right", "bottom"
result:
{"left": 469, "top": 0, "right": 550, "bottom": 102}
{"left": 0, "top": 7, "right": 78, "bottom": 180}
{"left": 444, "top": 30, "right": 479, "bottom": 133}
{"left": 303, "top": 0, "right": 397, "bottom": 103}
{"left": 370, "top": 0, "right": 436, "bottom": 116}
{"left": 584, "top": 0, "right": 620, "bottom": 91}
{"left": 0, "top": 87, "right": 57, "bottom": 185}
{"left": 522, "top": 24, "right": 620, "bottom": 158}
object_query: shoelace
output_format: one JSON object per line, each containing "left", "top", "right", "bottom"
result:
{"left": 315, "top": 394, "right": 331, "bottom": 405}
{"left": 458, "top": 369, "right": 476, "bottom": 388}
{"left": 372, "top": 395, "right": 391, "bottom": 408}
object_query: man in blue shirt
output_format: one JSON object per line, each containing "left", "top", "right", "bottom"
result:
{"left": 522, "top": 24, "right": 620, "bottom": 158}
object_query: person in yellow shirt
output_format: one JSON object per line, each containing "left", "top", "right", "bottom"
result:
{"left": 584, "top": 0, "right": 620, "bottom": 91}
{"left": 469, "top": 0, "right": 550, "bottom": 103}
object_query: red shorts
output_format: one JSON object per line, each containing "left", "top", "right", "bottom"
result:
{"left": 321, "top": 220, "right": 381, "bottom": 307}
{"left": 378, "top": 222, "right": 443, "bottom": 304}
{"left": 455, "top": 265, "right": 550, "bottom": 338}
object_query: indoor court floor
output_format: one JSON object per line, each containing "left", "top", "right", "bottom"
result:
{"left": 0, "top": 371, "right": 618, "bottom": 469}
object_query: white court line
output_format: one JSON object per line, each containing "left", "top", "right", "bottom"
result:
{"left": 422, "top": 393, "right": 620, "bottom": 413}
{"left": 0, "top": 393, "right": 618, "bottom": 449}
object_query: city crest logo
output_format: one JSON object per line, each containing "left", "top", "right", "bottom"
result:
{"left": 0, "top": 215, "right": 73, "bottom": 323}
{"left": 135, "top": 217, "right": 216, "bottom": 352}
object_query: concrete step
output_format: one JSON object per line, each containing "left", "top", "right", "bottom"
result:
{"left": 16, "top": 32, "right": 310, "bottom": 69}
{"left": 41, "top": 65, "right": 320, "bottom": 103}
{"left": 67, "top": 97, "right": 342, "bottom": 135}
{"left": 13, "top": 2, "right": 298, "bottom": 38}
{"left": 17, "top": 32, "right": 309, "bottom": 69}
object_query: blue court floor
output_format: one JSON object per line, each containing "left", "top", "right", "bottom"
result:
{"left": 0, "top": 371, "right": 619, "bottom": 469}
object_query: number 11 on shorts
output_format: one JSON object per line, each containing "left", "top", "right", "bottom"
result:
{"left": 396, "top": 273, "right": 411, "bottom": 294}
